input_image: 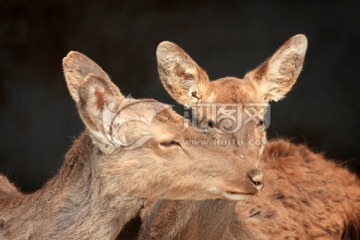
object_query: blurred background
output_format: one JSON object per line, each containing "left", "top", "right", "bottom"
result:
{"left": 0, "top": 0, "right": 359, "bottom": 192}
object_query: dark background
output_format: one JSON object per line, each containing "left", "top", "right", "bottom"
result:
{"left": 0, "top": 0, "right": 359, "bottom": 192}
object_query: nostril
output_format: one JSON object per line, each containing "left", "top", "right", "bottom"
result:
{"left": 247, "top": 169, "right": 264, "bottom": 191}
{"left": 251, "top": 179, "right": 263, "bottom": 187}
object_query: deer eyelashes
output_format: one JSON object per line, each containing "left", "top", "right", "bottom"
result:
{"left": 159, "top": 140, "right": 181, "bottom": 148}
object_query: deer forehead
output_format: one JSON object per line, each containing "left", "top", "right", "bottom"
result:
{"left": 108, "top": 99, "right": 172, "bottom": 127}
{"left": 88, "top": 99, "right": 176, "bottom": 148}
{"left": 208, "top": 77, "right": 264, "bottom": 104}
{"left": 150, "top": 113, "right": 195, "bottom": 142}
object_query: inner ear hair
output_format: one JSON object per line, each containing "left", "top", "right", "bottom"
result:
{"left": 63, "top": 51, "right": 111, "bottom": 103}
{"left": 247, "top": 34, "right": 307, "bottom": 102}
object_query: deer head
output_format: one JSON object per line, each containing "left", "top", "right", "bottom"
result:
{"left": 62, "top": 51, "right": 263, "bottom": 202}
{"left": 156, "top": 34, "right": 307, "bottom": 179}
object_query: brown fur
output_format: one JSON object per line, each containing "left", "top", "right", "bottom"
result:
{"left": 136, "top": 35, "right": 360, "bottom": 239}
{"left": 0, "top": 52, "right": 264, "bottom": 239}
{"left": 236, "top": 139, "right": 360, "bottom": 239}
{"left": 139, "top": 140, "right": 360, "bottom": 240}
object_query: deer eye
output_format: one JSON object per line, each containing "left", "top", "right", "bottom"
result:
{"left": 160, "top": 140, "right": 180, "bottom": 147}
{"left": 257, "top": 119, "right": 265, "bottom": 126}
{"left": 207, "top": 120, "right": 216, "bottom": 128}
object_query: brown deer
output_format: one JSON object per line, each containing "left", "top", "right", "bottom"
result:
{"left": 137, "top": 35, "right": 360, "bottom": 239}
{"left": 0, "top": 51, "right": 264, "bottom": 239}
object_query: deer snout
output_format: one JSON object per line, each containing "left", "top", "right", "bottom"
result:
{"left": 247, "top": 169, "right": 264, "bottom": 192}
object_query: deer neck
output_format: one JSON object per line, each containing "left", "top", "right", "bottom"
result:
{"left": 9, "top": 131, "right": 145, "bottom": 239}
{"left": 139, "top": 199, "right": 237, "bottom": 240}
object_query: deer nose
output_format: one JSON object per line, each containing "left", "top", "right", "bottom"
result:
{"left": 247, "top": 169, "right": 264, "bottom": 192}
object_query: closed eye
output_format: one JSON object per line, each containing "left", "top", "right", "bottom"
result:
{"left": 160, "top": 140, "right": 181, "bottom": 147}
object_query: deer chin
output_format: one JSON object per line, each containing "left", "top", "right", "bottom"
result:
{"left": 208, "top": 187, "right": 255, "bottom": 201}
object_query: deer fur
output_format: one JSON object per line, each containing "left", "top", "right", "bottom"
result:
{"left": 139, "top": 140, "right": 360, "bottom": 239}
{"left": 136, "top": 35, "right": 360, "bottom": 239}
{"left": 0, "top": 51, "right": 263, "bottom": 239}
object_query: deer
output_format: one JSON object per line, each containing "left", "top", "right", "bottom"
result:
{"left": 0, "top": 51, "right": 265, "bottom": 239}
{"left": 135, "top": 34, "right": 360, "bottom": 239}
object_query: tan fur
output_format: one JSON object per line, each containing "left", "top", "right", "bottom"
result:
{"left": 236, "top": 140, "right": 360, "bottom": 239}
{"left": 0, "top": 175, "right": 21, "bottom": 197}
{"left": 137, "top": 35, "right": 360, "bottom": 239}
{"left": 0, "top": 52, "right": 263, "bottom": 239}
{"left": 139, "top": 140, "right": 360, "bottom": 240}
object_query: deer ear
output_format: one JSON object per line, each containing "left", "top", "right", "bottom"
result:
{"left": 76, "top": 74, "right": 126, "bottom": 147}
{"left": 77, "top": 74, "right": 121, "bottom": 130}
{"left": 63, "top": 51, "right": 122, "bottom": 103}
{"left": 247, "top": 34, "right": 308, "bottom": 102}
{"left": 156, "top": 41, "right": 210, "bottom": 107}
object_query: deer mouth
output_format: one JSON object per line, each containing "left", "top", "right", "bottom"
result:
{"left": 208, "top": 187, "right": 254, "bottom": 201}
{"left": 221, "top": 191, "right": 254, "bottom": 201}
